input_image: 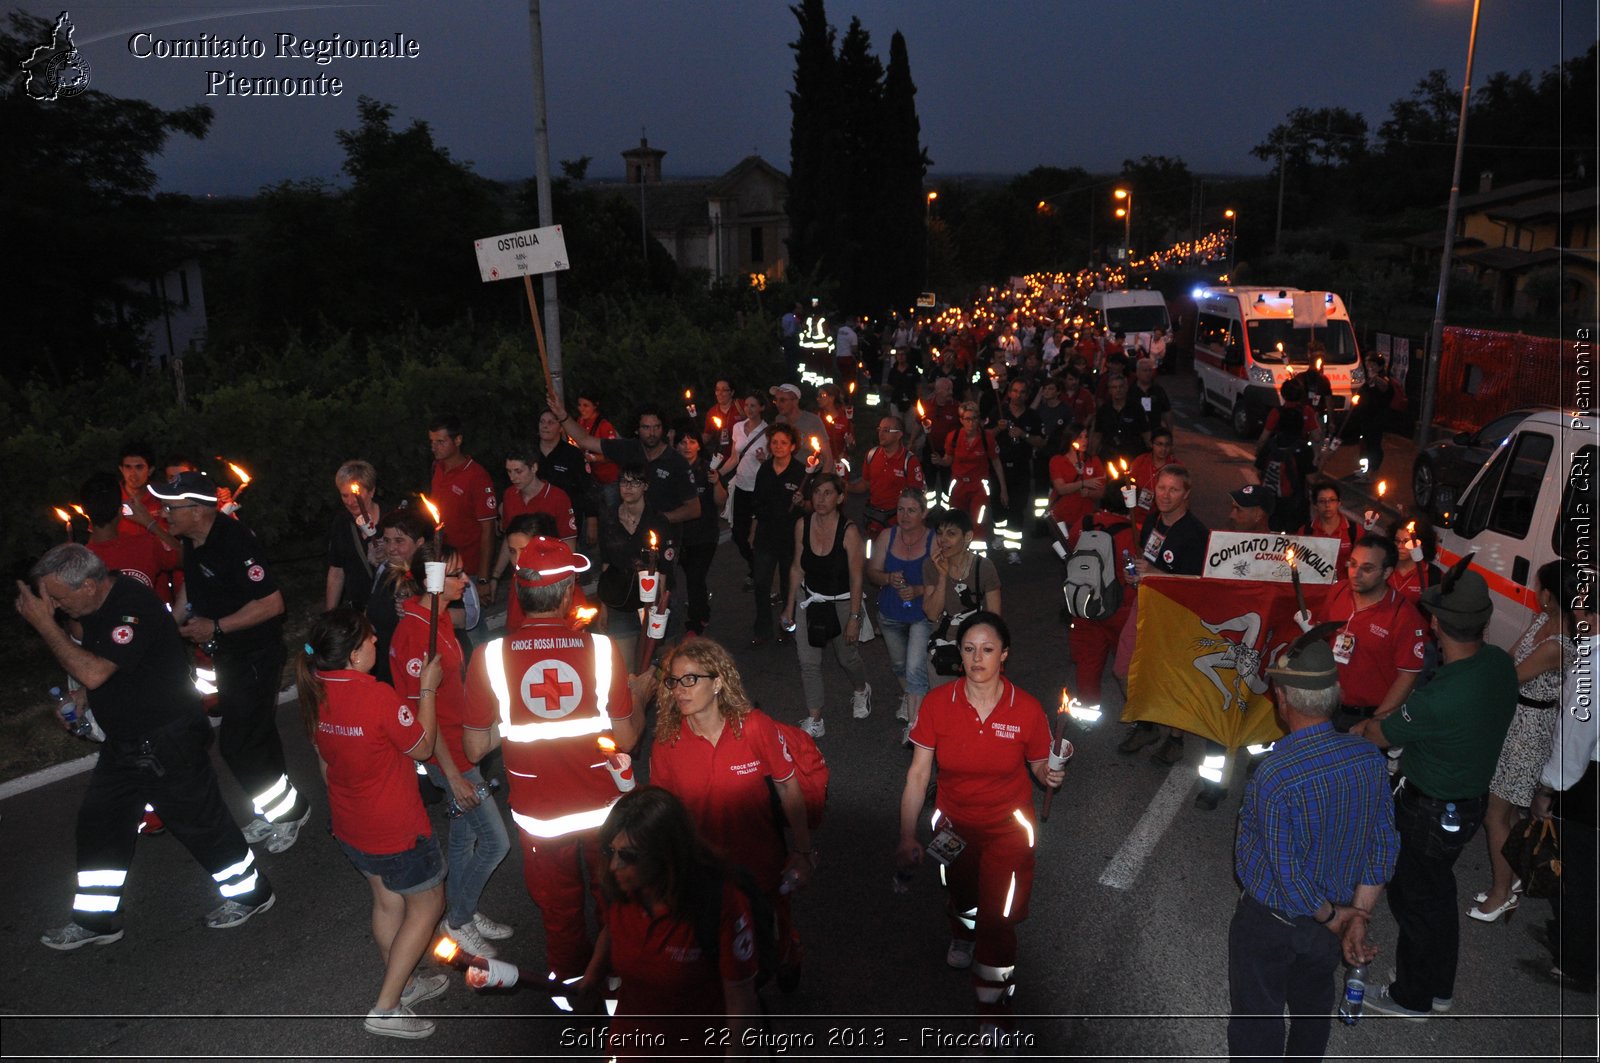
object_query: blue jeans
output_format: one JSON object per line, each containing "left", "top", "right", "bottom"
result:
{"left": 878, "top": 615, "right": 932, "bottom": 701}
{"left": 424, "top": 763, "right": 511, "bottom": 927}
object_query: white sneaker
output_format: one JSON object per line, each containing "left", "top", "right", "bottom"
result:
{"left": 946, "top": 937, "right": 975, "bottom": 969}
{"left": 265, "top": 804, "right": 311, "bottom": 854}
{"left": 851, "top": 683, "right": 873, "bottom": 720}
{"left": 205, "top": 890, "right": 276, "bottom": 929}
{"left": 41, "top": 922, "right": 123, "bottom": 950}
{"left": 399, "top": 971, "right": 449, "bottom": 1008}
{"left": 444, "top": 918, "right": 497, "bottom": 959}
{"left": 240, "top": 817, "right": 274, "bottom": 844}
{"left": 472, "top": 911, "right": 513, "bottom": 941}
{"left": 894, "top": 693, "right": 910, "bottom": 722}
{"left": 364, "top": 1006, "right": 435, "bottom": 1039}
{"left": 799, "top": 716, "right": 826, "bottom": 739}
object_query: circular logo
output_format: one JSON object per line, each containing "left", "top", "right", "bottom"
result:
{"left": 732, "top": 921, "right": 755, "bottom": 963}
{"left": 398, "top": 704, "right": 415, "bottom": 727}
{"left": 246, "top": 564, "right": 265, "bottom": 583}
{"left": 520, "top": 658, "right": 584, "bottom": 719}
{"left": 406, "top": 657, "right": 423, "bottom": 678}
{"left": 486, "top": 493, "right": 498, "bottom": 511}
{"left": 1413, "top": 641, "right": 1425, "bottom": 660}
{"left": 120, "top": 568, "right": 153, "bottom": 588}
{"left": 1162, "top": 549, "right": 1174, "bottom": 565}
{"left": 111, "top": 625, "right": 134, "bottom": 645}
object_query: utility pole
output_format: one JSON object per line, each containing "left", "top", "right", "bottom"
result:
{"left": 527, "top": 0, "right": 564, "bottom": 401}
{"left": 1274, "top": 143, "right": 1287, "bottom": 257}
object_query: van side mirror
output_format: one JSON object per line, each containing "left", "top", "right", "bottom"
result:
{"left": 1224, "top": 343, "right": 1244, "bottom": 367}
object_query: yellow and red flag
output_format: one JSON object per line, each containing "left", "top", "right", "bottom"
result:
{"left": 1124, "top": 576, "right": 1330, "bottom": 750}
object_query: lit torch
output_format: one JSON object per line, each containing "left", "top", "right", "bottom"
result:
{"left": 684, "top": 388, "right": 696, "bottom": 418}
{"left": 1286, "top": 544, "right": 1307, "bottom": 617}
{"left": 432, "top": 935, "right": 545, "bottom": 995}
{"left": 596, "top": 734, "right": 636, "bottom": 792}
{"left": 53, "top": 506, "right": 74, "bottom": 542}
{"left": 222, "top": 461, "right": 252, "bottom": 514}
{"left": 916, "top": 399, "right": 927, "bottom": 424}
{"left": 1364, "top": 481, "right": 1387, "bottom": 530}
{"left": 573, "top": 604, "right": 599, "bottom": 628}
{"left": 1041, "top": 690, "right": 1075, "bottom": 822}
{"left": 349, "top": 481, "right": 372, "bottom": 531}
{"left": 419, "top": 494, "right": 445, "bottom": 655}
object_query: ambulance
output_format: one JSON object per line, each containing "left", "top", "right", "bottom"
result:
{"left": 1085, "top": 289, "right": 1171, "bottom": 356}
{"left": 1434, "top": 407, "right": 1597, "bottom": 648}
{"left": 1190, "top": 286, "right": 1362, "bottom": 438}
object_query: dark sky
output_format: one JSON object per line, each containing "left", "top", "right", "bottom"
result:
{"left": 21, "top": 1, "right": 1591, "bottom": 196}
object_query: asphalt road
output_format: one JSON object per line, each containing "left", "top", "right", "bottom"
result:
{"left": 2, "top": 374, "right": 1595, "bottom": 1060}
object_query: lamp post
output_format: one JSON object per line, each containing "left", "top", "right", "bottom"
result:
{"left": 1416, "top": 0, "right": 1482, "bottom": 448}
{"left": 1224, "top": 208, "right": 1237, "bottom": 275}
{"left": 925, "top": 190, "right": 938, "bottom": 282}
{"left": 1113, "top": 188, "right": 1132, "bottom": 260}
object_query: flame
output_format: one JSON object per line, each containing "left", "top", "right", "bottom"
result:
{"left": 70, "top": 504, "right": 87, "bottom": 517}
{"left": 809, "top": 435, "right": 821, "bottom": 453}
{"left": 1376, "top": 480, "right": 1388, "bottom": 498}
{"left": 1107, "top": 463, "right": 1119, "bottom": 479}
{"left": 847, "top": 381, "right": 856, "bottom": 394}
{"left": 1405, "top": 520, "right": 1416, "bottom": 536}
{"left": 1119, "top": 458, "right": 1129, "bottom": 473}
{"left": 824, "top": 413, "right": 834, "bottom": 424}
{"left": 574, "top": 605, "right": 599, "bottom": 625}
{"left": 227, "top": 462, "right": 251, "bottom": 485}
{"left": 597, "top": 735, "right": 617, "bottom": 755}
{"left": 1285, "top": 545, "right": 1296, "bottom": 567}
{"left": 684, "top": 388, "right": 693, "bottom": 400}
{"left": 1058, "top": 688, "right": 1071, "bottom": 714}
{"left": 647, "top": 530, "right": 658, "bottom": 550}
{"left": 419, "top": 494, "right": 442, "bottom": 527}
{"left": 1352, "top": 394, "right": 1361, "bottom": 407}
{"left": 433, "top": 936, "right": 460, "bottom": 963}
{"left": 1071, "top": 439, "right": 1081, "bottom": 452}
{"left": 1315, "top": 357, "right": 1324, "bottom": 371}
{"left": 711, "top": 416, "right": 723, "bottom": 429}
{"left": 916, "top": 400, "right": 926, "bottom": 419}
{"left": 349, "top": 483, "right": 361, "bottom": 497}
{"left": 53, "top": 506, "right": 72, "bottom": 523}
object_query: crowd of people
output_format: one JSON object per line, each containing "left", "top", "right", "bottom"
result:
{"left": 16, "top": 271, "right": 1595, "bottom": 1057}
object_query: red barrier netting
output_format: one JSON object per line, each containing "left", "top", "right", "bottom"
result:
{"left": 1434, "top": 327, "right": 1585, "bottom": 431}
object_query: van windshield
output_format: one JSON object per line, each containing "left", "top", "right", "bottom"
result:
{"left": 1245, "top": 320, "right": 1358, "bottom": 365}
{"left": 1103, "top": 305, "right": 1170, "bottom": 334}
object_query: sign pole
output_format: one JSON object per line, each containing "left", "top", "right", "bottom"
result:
{"left": 523, "top": 274, "right": 556, "bottom": 398}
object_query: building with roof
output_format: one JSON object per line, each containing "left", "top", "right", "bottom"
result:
{"left": 599, "top": 139, "right": 790, "bottom": 285}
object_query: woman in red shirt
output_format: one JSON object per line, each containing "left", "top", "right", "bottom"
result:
{"left": 648, "top": 638, "right": 815, "bottom": 990}
{"left": 896, "top": 612, "right": 1064, "bottom": 1030}
{"left": 1047, "top": 422, "right": 1104, "bottom": 545}
{"left": 298, "top": 610, "right": 445, "bottom": 1040}
{"left": 390, "top": 544, "right": 512, "bottom": 961}
{"left": 579, "top": 787, "right": 761, "bottom": 1053}
{"left": 938, "top": 401, "right": 1006, "bottom": 543}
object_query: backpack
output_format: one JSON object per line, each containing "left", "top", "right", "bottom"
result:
{"left": 1062, "top": 518, "right": 1131, "bottom": 621}
{"left": 1257, "top": 408, "right": 1311, "bottom": 498}
{"left": 769, "top": 719, "right": 830, "bottom": 830}
{"left": 691, "top": 865, "right": 781, "bottom": 990}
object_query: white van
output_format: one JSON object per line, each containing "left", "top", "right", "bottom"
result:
{"left": 1085, "top": 289, "right": 1171, "bottom": 355}
{"left": 1435, "top": 407, "right": 1598, "bottom": 648}
{"left": 1191, "top": 286, "right": 1362, "bottom": 437}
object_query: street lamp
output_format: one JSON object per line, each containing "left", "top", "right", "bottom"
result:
{"left": 1113, "top": 188, "right": 1131, "bottom": 259}
{"left": 1416, "top": 0, "right": 1482, "bottom": 448}
{"left": 1224, "top": 208, "right": 1237, "bottom": 275}
{"left": 925, "top": 190, "right": 938, "bottom": 282}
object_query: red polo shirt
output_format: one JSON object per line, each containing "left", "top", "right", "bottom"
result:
{"left": 389, "top": 599, "right": 473, "bottom": 773}
{"left": 430, "top": 457, "right": 497, "bottom": 575}
{"left": 910, "top": 678, "right": 1049, "bottom": 828}
{"left": 862, "top": 445, "right": 926, "bottom": 513}
{"left": 312, "top": 669, "right": 431, "bottom": 853}
{"left": 649, "top": 708, "right": 795, "bottom": 890}
{"left": 87, "top": 532, "right": 177, "bottom": 604}
{"left": 501, "top": 481, "right": 578, "bottom": 539}
{"left": 1321, "top": 583, "right": 1427, "bottom": 707}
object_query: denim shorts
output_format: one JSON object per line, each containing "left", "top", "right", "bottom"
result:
{"left": 338, "top": 833, "right": 446, "bottom": 895}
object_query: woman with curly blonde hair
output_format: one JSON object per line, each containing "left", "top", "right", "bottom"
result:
{"left": 646, "top": 636, "right": 816, "bottom": 990}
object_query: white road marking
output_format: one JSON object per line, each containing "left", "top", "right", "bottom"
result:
{"left": 1098, "top": 764, "right": 1193, "bottom": 890}
{"left": 1216, "top": 441, "right": 1256, "bottom": 462}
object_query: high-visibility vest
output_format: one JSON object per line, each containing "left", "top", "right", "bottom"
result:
{"left": 483, "top": 623, "right": 625, "bottom": 838}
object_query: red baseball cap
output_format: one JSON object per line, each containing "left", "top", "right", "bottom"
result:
{"left": 514, "top": 537, "right": 592, "bottom": 587}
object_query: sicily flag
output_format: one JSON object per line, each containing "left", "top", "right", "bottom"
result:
{"left": 1124, "top": 575, "right": 1329, "bottom": 751}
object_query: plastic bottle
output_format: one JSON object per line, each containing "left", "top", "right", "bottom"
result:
{"left": 1440, "top": 801, "right": 1460, "bottom": 833}
{"left": 1338, "top": 962, "right": 1369, "bottom": 1025}
{"left": 1121, "top": 550, "right": 1137, "bottom": 582}
{"left": 445, "top": 777, "right": 503, "bottom": 819}
{"left": 49, "top": 686, "right": 93, "bottom": 739}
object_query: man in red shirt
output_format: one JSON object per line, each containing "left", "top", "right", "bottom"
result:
{"left": 428, "top": 415, "right": 497, "bottom": 585}
{"left": 117, "top": 441, "right": 163, "bottom": 538}
{"left": 922, "top": 376, "right": 961, "bottom": 502}
{"left": 80, "top": 473, "right": 177, "bottom": 603}
{"left": 463, "top": 539, "right": 646, "bottom": 997}
{"left": 851, "top": 417, "right": 927, "bottom": 535}
{"left": 1301, "top": 534, "right": 1427, "bottom": 733}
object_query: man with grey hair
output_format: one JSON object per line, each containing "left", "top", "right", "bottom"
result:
{"left": 1227, "top": 627, "right": 1398, "bottom": 1060}
{"left": 16, "top": 545, "right": 276, "bottom": 949}
{"left": 325, "top": 459, "right": 382, "bottom": 611}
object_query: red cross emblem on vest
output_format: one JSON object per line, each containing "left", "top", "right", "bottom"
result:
{"left": 519, "top": 658, "right": 584, "bottom": 719}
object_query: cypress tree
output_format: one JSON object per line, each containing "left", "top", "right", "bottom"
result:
{"left": 786, "top": 0, "right": 839, "bottom": 281}
{"left": 834, "top": 17, "right": 885, "bottom": 314}
{"left": 879, "top": 30, "right": 930, "bottom": 311}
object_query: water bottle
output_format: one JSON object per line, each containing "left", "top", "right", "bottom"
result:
{"left": 49, "top": 686, "right": 94, "bottom": 739}
{"left": 445, "top": 777, "right": 502, "bottom": 819}
{"left": 1338, "top": 962, "right": 1369, "bottom": 1025}
{"left": 1121, "top": 550, "right": 1137, "bottom": 582}
{"left": 1440, "top": 801, "right": 1460, "bottom": 833}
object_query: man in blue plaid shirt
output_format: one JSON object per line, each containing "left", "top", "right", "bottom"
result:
{"left": 1228, "top": 632, "right": 1399, "bottom": 1061}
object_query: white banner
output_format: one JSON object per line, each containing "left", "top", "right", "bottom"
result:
{"left": 1202, "top": 532, "right": 1342, "bottom": 584}
{"left": 1291, "top": 292, "right": 1328, "bottom": 329}
{"left": 473, "top": 225, "right": 570, "bottom": 282}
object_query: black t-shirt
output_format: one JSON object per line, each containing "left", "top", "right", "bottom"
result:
{"left": 326, "top": 510, "right": 377, "bottom": 611}
{"left": 601, "top": 439, "right": 697, "bottom": 518}
{"left": 1138, "top": 510, "right": 1209, "bottom": 576}
{"left": 884, "top": 363, "right": 921, "bottom": 408}
{"left": 1131, "top": 383, "right": 1171, "bottom": 425}
{"left": 597, "top": 506, "right": 676, "bottom": 578}
{"left": 681, "top": 457, "right": 721, "bottom": 547}
{"left": 991, "top": 405, "right": 1043, "bottom": 468}
{"left": 537, "top": 439, "right": 590, "bottom": 512}
{"left": 80, "top": 575, "right": 200, "bottom": 739}
{"left": 1094, "top": 400, "right": 1152, "bottom": 461}
{"left": 751, "top": 458, "right": 808, "bottom": 552}
{"left": 181, "top": 515, "right": 283, "bottom": 654}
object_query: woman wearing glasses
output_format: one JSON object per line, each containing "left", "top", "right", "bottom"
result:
{"left": 595, "top": 464, "right": 673, "bottom": 668}
{"left": 366, "top": 509, "right": 433, "bottom": 684}
{"left": 388, "top": 543, "right": 511, "bottom": 962}
{"left": 580, "top": 787, "right": 762, "bottom": 1049}
{"left": 647, "top": 638, "right": 815, "bottom": 991}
